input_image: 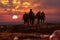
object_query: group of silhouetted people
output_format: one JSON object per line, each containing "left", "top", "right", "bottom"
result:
{"left": 23, "top": 9, "right": 45, "bottom": 24}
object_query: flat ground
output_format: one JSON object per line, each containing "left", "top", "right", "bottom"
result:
{"left": 0, "top": 23, "right": 60, "bottom": 40}
{"left": 0, "top": 23, "right": 60, "bottom": 33}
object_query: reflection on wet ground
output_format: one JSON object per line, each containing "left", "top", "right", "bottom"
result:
{"left": 0, "top": 33, "right": 49, "bottom": 40}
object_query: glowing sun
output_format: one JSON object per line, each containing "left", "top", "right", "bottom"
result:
{"left": 12, "top": 15, "right": 18, "bottom": 19}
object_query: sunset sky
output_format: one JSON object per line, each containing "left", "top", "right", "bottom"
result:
{"left": 0, "top": 0, "right": 60, "bottom": 23}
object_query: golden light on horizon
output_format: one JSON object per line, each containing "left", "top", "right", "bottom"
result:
{"left": 22, "top": 2, "right": 31, "bottom": 8}
{"left": 0, "top": 0, "right": 9, "bottom": 5}
{"left": 12, "top": 15, "right": 18, "bottom": 19}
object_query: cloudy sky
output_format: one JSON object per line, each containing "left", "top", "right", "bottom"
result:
{"left": 0, "top": 0, "right": 60, "bottom": 23}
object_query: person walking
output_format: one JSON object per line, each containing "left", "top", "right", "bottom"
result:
{"left": 41, "top": 11, "right": 45, "bottom": 23}
{"left": 36, "top": 11, "right": 41, "bottom": 24}
{"left": 28, "top": 9, "right": 35, "bottom": 24}
{"left": 23, "top": 12, "right": 29, "bottom": 24}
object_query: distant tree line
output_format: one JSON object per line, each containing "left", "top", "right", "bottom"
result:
{"left": 23, "top": 9, "right": 45, "bottom": 24}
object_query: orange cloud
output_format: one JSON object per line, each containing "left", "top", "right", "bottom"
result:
{"left": 31, "top": 3, "right": 41, "bottom": 8}
{"left": 22, "top": 0, "right": 34, "bottom": 3}
{"left": 22, "top": 2, "right": 31, "bottom": 8}
{"left": 0, "top": 0, "right": 9, "bottom": 5}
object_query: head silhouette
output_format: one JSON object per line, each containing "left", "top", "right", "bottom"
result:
{"left": 25, "top": 12, "right": 26, "bottom": 14}
{"left": 30, "top": 9, "right": 33, "bottom": 12}
{"left": 42, "top": 11, "right": 44, "bottom": 13}
{"left": 29, "top": 9, "right": 34, "bottom": 15}
{"left": 38, "top": 11, "right": 41, "bottom": 14}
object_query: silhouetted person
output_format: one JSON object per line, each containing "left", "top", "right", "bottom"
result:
{"left": 36, "top": 11, "right": 41, "bottom": 24}
{"left": 26, "top": 13, "right": 30, "bottom": 24}
{"left": 29, "top": 9, "right": 35, "bottom": 24}
{"left": 41, "top": 11, "right": 45, "bottom": 23}
{"left": 23, "top": 12, "right": 29, "bottom": 24}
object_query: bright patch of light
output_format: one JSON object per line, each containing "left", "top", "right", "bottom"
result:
{"left": 12, "top": 0, "right": 17, "bottom": 5}
{"left": 22, "top": 2, "right": 31, "bottom": 8}
{"left": 0, "top": 0, "right": 9, "bottom": 5}
{"left": 12, "top": 0, "right": 21, "bottom": 5}
{"left": 12, "top": 15, "right": 18, "bottom": 19}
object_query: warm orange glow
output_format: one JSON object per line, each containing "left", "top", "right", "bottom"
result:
{"left": 23, "top": 0, "right": 34, "bottom": 3}
{"left": 17, "top": 0, "right": 21, "bottom": 5}
{"left": 7, "top": 8, "right": 10, "bottom": 11}
{"left": 32, "top": 4, "right": 40, "bottom": 8}
{"left": 12, "top": 0, "right": 21, "bottom": 11}
{"left": 12, "top": 0, "right": 17, "bottom": 5}
{"left": 22, "top": 2, "right": 31, "bottom": 8}
{"left": 12, "top": 9, "right": 16, "bottom": 12}
{"left": 12, "top": 0, "right": 21, "bottom": 5}
{"left": 15, "top": 6, "right": 19, "bottom": 9}
{"left": 0, "top": 0, "right": 9, "bottom": 5}
{"left": 12, "top": 15, "right": 18, "bottom": 19}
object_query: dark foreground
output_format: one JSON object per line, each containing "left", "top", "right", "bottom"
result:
{"left": 0, "top": 23, "right": 60, "bottom": 40}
